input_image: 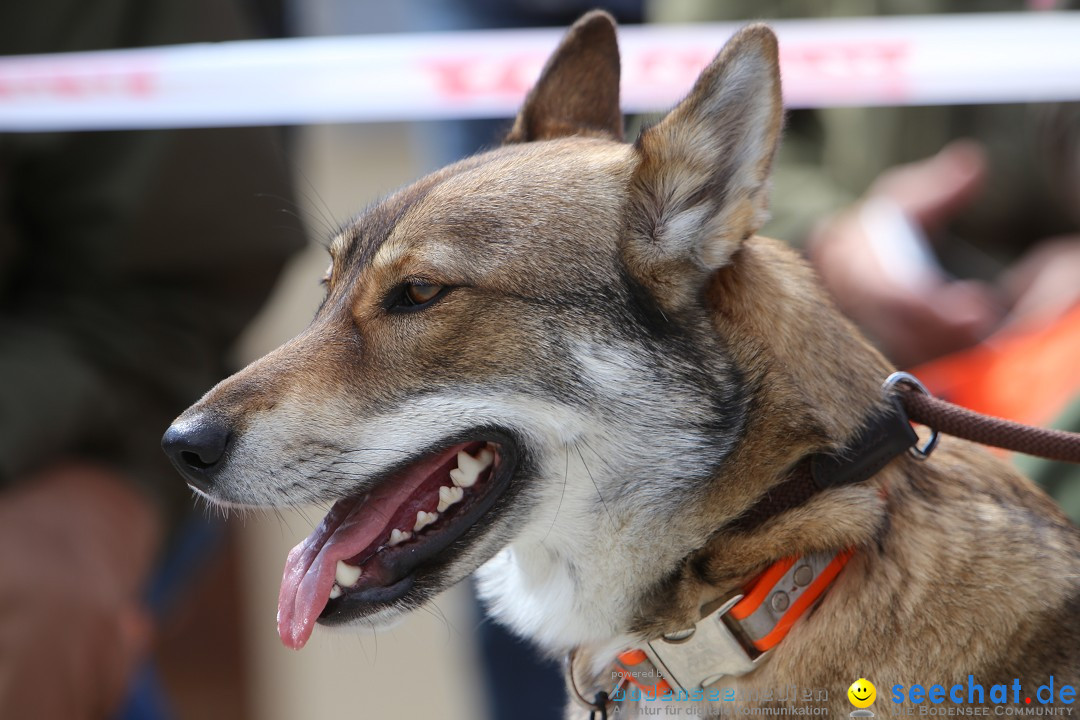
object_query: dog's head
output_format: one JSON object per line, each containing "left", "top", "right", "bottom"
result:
{"left": 163, "top": 13, "right": 786, "bottom": 652}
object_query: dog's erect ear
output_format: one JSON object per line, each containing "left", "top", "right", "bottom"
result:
{"left": 624, "top": 25, "right": 782, "bottom": 301}
{"left": 505, "top": 11, "right": 623, "bottom": 143}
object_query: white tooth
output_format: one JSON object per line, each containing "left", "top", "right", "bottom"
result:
{"left": 453, "top": 448, "right": 494, "bottom": 489}
{"left": 389, "top": 528, "right": 412, "bottom": 546}
{"left": 414, "top": 510, "right": 438, "bottom": 532}
{"left": 335, "top": 560, "right": 362, "bottom": 588}
{"left": 437, "top": 485, "right": 465, "bottom": 512}
{"left": 449, "top": 467, "right": 475, "bottom": 488}
{"left": 329, "top": 584, "right": 343, "bottom": 599}
{"left": 456, "top": 450, "right": 484, "bottom": 477}
{"left": 476, "top": 447, "right": 495, "bottom": 469}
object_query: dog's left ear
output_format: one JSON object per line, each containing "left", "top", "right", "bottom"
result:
{"left": 505, "top": 10, "right": 623, "bottom": 143}
{"left": 624, "top": 25, "right": 782, "bottom": 302}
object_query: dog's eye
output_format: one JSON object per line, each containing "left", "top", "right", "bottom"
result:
{"left": 404, "top": 282, "right": 442, "bottom": 305}
{"left": 394, "top": 282, "right": 446, "bottom": 310}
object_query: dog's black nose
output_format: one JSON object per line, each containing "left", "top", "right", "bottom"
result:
{"left": 161, "top": 417, "right": 232, "bottom": 491}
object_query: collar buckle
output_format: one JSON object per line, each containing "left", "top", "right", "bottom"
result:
{"left": 638, "top": 593, "right": 766, "bottom": 693}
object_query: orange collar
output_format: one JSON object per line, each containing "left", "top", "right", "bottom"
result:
{"left": 606, "top": 549, "right": 854, "bottom": 701}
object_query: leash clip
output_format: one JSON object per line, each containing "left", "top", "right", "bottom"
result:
{"left": 566, "top": 649, "right": 625, "bottom": 717}
{"left": 883, "top": 371, "right": 940, "bottom": 460}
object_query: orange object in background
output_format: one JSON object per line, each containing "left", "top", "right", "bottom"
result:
{"left": 910, "top": 303, "right": 1080, "bottom": 428}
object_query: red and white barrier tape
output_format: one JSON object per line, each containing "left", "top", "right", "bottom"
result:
{"left": 1, "top": 13, "right": 1078, "bottom": 131}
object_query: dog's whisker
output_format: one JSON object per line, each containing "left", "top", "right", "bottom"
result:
{"left": 472, "top": 611, "right": 497, "bottom": 633}
{"left": 368, "top": 620, "right": 378, "bottom": 664}
{"left": 254, "top": 190, "right": 338, "bottom": 243}
{"left": 574, "top": 440, "right": 615, "bottom": 531}
{"left": 540, "top": 444, "right": 570, "bottom": 546}
{"left": 293, "top": 166, "right": 344, "bottom": 240}
{"left": 419, "top": 600, "right": 456, "bottom": 645}
{"left": 336, "top": 446, "right": 413, "bottom": 456}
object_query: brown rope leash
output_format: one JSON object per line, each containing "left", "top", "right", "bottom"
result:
{"left": 894, "top": 381, "right": 1080, "bottom": 464}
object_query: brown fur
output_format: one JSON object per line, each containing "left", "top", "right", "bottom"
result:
{"left": 618, "top": 236, "right": 1080, "bottom": 714}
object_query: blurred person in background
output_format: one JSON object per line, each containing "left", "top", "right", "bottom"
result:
{"left": 0, "top": 0, "right": 304, "bottom": 717}
{"left": 651, "top": 0, "right": 1080, "bottom": 519}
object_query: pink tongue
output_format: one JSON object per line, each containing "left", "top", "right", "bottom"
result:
{"left": 276, "top": 444, "right": 467, "bottom": 649}
{"left": 276, "top": 498, "right": 383, "bottom": 649}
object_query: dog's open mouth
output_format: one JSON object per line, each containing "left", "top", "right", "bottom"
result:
{"left": 277, "top": 436, "right": 515, "bottom": 649}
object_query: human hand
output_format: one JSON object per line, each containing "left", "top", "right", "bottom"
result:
{"left": 808, "top": 141, "right": 1004, "bottom": 368}
{"left": 0, "top": 463, "right": 161, "bottom": 719}
{"left": 1000, "top": 235, "right": 1080, "bottom": 334}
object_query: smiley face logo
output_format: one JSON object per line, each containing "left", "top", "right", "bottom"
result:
{"left": 848, "top": 678, "right": 877, "bottom": 709}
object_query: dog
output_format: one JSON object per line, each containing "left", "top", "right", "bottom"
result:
{"left": 163, "top": 12, "right": 1080, "bottom": 717}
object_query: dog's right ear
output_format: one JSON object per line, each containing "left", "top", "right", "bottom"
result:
{"left": 504, "top": 11, "right": 623, "bottom": 143}
{"left": 623, "top": 25, "right": 783, "bottom": 309}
